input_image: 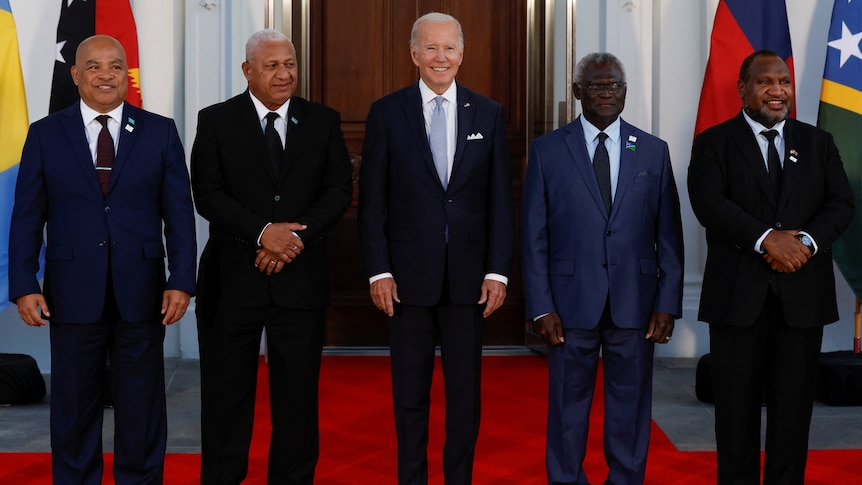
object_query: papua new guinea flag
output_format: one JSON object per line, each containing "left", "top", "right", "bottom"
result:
{"left": 693, "top": 0, "right": 794, "bottom": 137}
{"left": 49, "top": 0, "right": 142, "bottom": 113}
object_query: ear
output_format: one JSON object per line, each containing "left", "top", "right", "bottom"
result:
{"left": 572, "top": 83, "right": 583, "bottom": 101}
{"left": 70, "top": 65, "right": 80, "bottom": 87}
{"left": 410, "top": 47, "right": 420, "bottom": 68}
{"left": 737, "top": 79, "right": 745, "bottom": 99}
{"left": 242, "top": 61, "right": 252, "bottom": 81}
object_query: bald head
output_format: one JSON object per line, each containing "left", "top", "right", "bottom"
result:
{"left": 71, "top": 35, "right": 129, "bottom": 113}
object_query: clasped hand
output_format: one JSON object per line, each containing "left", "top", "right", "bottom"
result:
{"left": 255, "top": 222, "right": 306, "bottom": 275}
{"left": 762, "top": 230, "right": 811, "bottom": 273}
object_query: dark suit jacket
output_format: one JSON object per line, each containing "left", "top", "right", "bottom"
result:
{"left": 688, "top": 113, "right": 854, "bottom": 328}
{"left": 191, "top": 91, "right": 352, "bottom": 310}
{"left": 9, "top": 102, "right": 197, "bottom": 323}
{"left": 521, "top": 117, "right": 684, "bottom": 329}
{"left": 358, "top": 82, "right": 513, "bottom": 305}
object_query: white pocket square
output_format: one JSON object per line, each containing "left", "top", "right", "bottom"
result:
{"left": 467, "top": 133, "right": 484, "bottom": 140}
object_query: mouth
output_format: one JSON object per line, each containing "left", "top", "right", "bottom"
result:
{"left": 96, "top": 84, "right": 116, "bottom": 90}
{"left": 431, "top": 67, "right": 449, "bottom": 72}
{"left": 765, "top": 99, "right": 786, "bottom": 109}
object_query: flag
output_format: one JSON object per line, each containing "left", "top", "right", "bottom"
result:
{"left": 693, "top": 0, "right": 794, "bottom": 137}
{"left": 50, "top": 0, "right": 143, "bottom": 113}
{"left": 818, "top": 0, "right": 862, "bottom": 302}
{"left": 0, "top": 0, "right": 29, "bottom": 311}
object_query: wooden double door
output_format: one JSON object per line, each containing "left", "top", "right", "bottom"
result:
{"left": 303, "top": 0, "right": 531, "bottom": 345}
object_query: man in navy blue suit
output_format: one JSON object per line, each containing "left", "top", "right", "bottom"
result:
{"left": 8, "top": 35, "right": 196, "bottom": 484}
{"left": 521, "top": 52, "right": 684, "bottom": 485}
{"left": 358, "top": 12, "right": 513, "bottom": 485}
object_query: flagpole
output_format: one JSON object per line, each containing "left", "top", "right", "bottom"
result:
{"left": 855, "top": 298, "right": 860, "bottom": 354}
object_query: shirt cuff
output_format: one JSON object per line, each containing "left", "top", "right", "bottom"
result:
{"left": 484, "top": 273, "right": 508, "bottom": 286}
{"left": 257, "top": 222, "right": 272, "bottom": 246}
{"left": 369, "top": 273, "right": 393, "bottom": 284}
{"left": 755, "top": 228, "right": 773, "bottom": 253}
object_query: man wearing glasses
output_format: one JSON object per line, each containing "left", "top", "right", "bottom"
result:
{"left": 521, "top": 52, "right": 684, "bottom": 485}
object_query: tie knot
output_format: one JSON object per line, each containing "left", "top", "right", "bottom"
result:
{"left": 96, "top": 115, "right": 111, "bottom": 128}
{"left": 597, "top": 132, "right": 609, "bottom": 143}
{"left": 761, "top": 129, "right": 779, "bottom": 142}
{"left": 434, "top": 96, "right": 445, "bottom": 109}
{"left": 265, "top": 112, "right": 280, "bottom": 125}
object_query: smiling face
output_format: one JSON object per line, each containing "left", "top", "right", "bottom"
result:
{"left": 411, "top": 20, "right": 464, "bottom": 95}
{"left": 71, "top": 35, "right": 129, "bottom": 113}
{"left": 738, "top": 54, "right": 794, "bottom": 128}
{"left": 573, "top": 62, "right": 627, "bottom": 131}
{"left": 243, "top": 38, "right": 298, "bottom": 111}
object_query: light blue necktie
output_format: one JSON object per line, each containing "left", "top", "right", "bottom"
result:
{"left": 430, "top": 96, "right": 448, "bottom": 189}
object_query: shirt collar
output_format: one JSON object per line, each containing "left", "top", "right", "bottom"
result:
{"left": 579, "top": 115, "right": 621, "bottom": 144}
{"left": 419, "top": 79, "right": 457, "bottom": 107}
{"left": 248, "top": 91, "right": 290, "bottom": 122}
{"left": 80, "top": 101, "right": 124, "bottom": 127}
{"left": 742, "top": 109, "right": 786, "bottom": 139}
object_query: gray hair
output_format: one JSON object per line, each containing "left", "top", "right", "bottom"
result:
{"left": 246, "top": 29, "right": 293, "bottom": 62}
{"left": 574, "top": 52, "right": 626, "bottom": 85}
{"left": 410, "top": 12, "right": 464, "bottom": 50}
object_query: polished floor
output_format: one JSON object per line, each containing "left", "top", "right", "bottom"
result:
{"left": 1, "top": 349, "right": 860, "bottom": 454}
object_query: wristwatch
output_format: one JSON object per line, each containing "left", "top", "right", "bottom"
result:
{"left": 796, "top": 234, "right": 815, "bottom": 253}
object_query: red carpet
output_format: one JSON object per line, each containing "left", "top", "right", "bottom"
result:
{"left": 1, "top": 355, "right": 860, "bottom": 483}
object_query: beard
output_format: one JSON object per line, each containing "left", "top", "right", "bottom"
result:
{"left": 742, "top": 100, "right": 790, "bottom": 127}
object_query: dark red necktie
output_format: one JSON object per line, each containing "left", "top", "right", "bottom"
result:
{"left": 95, "top": 115, "right": 114, "bottom": 196}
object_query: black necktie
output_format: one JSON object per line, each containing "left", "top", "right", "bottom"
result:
{"left": 265, "top": 112, "right": 283, "bottom": 173}
{"left": 593, "top": 132, "right": 612, "bottom": 214}
{"left": 762, "top": 129, "right": 782, "bottom": 199}
{"left": 95, "top": 115, "right": 114, "bottom": 196}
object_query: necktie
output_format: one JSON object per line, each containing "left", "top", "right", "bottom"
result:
{"left": 762, "top": 129, "right": 782, "bottom": 199}
{"left": 430, "top": 96, "right": 448, "bottom": 189}
{"left": 265, "top": 112, "right": 283, "bottom": 173}
{"left": 593, "top": 132, "right": 612, "bottom": 214}
{"left": 95, "top": 115, "right": 114, "bottom": 196}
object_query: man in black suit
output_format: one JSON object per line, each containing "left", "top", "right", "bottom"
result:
{"left": 688, "top": 50, "right": 854, "bottom": 485}
{"left": 190, "top": 29, "right": 352, "bottom": 484}
{"left": 357, "top": 12, "right": 513, "bottom": 485}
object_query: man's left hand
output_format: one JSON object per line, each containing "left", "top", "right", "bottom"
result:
{"left": 478, "top": 279, "right": 506, "bottom": 318}
{"left": 645, "top": 311, "right": 674, "bottom": 344}
{"left": 161, "top": 289, "right": 191, "bottom": 325}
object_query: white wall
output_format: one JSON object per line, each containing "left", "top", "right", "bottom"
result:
{"left": 1, "top": 0, "right": 856, "bottom": 372}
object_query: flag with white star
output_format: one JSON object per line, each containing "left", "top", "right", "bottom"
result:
{"left": 818, "top": 0, "right": 862, "bottom": 312}
{"left": 49, "top": 0, "right": 143, "bottom": 114}
{"left": 693, "top": 0, "right": 795, "bottom": 137}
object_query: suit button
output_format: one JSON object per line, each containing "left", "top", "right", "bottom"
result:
{"left": 602, "top": 262, "right": 608, "bottom": 268}
{"left": 446, "top": 199, "right": 453, "bottom": 203}
{"left": 606, "top": 231, "right": 614, "bottom": 236}
{"left": 774, "top": 222, "right": 782, "bottom": 228}
{"left": 104, "top": 206, "right": 110, "bottom": 213}
{"left": 274, "top": 195, "right": 281, "bottom": 202}
{"left": 98, "top": 241, "right": 107, "bottom": 247}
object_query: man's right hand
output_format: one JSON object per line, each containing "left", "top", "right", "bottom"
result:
{"left": 762, "top": 229, "right": 810, "bottom": 273}
{"left": 16, "top": 294, "right": 50, "bottom": 327}
{"left": 260, "top": 222, "right": 306, "bottom": 263}
{"left": 370, "top": 277, "right": 400, "bottom": 317}
{"left": 532, "top": 312, "right": 565, "bottom": 346}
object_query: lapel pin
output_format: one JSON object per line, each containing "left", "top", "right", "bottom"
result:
{"left": 789, "top": 149, "right": 798, "bottom": 163}
{"left": 124, "top": 117, "right": 135, "bottom": 132}
{"left": 464, "top": 103, "right": 471, "bottom": 108}
{"left": 290, "top": 117, "right": 299, "bottom": 125}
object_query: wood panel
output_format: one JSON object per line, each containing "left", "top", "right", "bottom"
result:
{"left": 308, "top": 1, "right": 528, "bottom": 346}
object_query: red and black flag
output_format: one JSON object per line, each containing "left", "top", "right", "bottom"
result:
{"left": 49, "top": 0, "right": 142, "bottom": 113}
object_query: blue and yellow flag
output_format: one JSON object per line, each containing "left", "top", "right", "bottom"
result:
{"left": 0, "top": 0, "right": 29, "bottom": 311}
{"left": 818, "top": 0, "right": 862, "bottom": 301}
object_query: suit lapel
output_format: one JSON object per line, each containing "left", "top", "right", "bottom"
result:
{"left": 279, "top": 98, "right": 305, "bottom": 184}
{"left": 110, "top": 103, "right": 138, "bottom": 195}
{"left": 563, "top": 118, "right": 609, "bottom": 217}
{"left": 61, "top": 104, "right": 103, "bottom": 197}
{"left": 612, "top": 121, "right": 637, "bottom": 218}
{"left": 402, "top": 83, "right": 441, "bottom": 188}
{"left": 777, "top": 119, "right": 799, "bottom": 209}
{"left": 452, "top": 84, "right": 475, "bottom": 185}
